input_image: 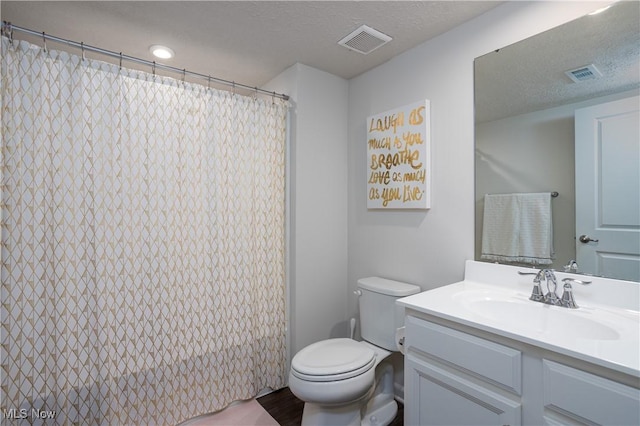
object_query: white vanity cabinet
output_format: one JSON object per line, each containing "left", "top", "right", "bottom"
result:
{"left": 403, "top": 313, "right": 640, "bottom": 426}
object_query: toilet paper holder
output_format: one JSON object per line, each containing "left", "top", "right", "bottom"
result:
{"left": 395, "top": 326, "right": 406, "bottom": 354}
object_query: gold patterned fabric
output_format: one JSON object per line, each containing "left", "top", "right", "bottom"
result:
{"left": 1, "top": 37, "right": 287, "bottom": 425}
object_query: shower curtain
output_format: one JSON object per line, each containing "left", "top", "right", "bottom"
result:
{"left": 1, "top": 37, "right": 287, "bottom": 424}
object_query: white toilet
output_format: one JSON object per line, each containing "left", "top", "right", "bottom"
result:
{"left": 289, "top": 277, "right": 420, "bottom": 426}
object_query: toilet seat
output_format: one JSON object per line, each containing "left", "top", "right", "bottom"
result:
{"left": 291, "top": 338, "right": 376, "bottom": 382}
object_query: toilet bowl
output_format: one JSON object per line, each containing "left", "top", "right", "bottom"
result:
{"left": 289, "top": 277, "right": 421, "bottom": 426}
{"left": 289, "top": 339, "right": 395, "bottom": 426}
{"left": 289, "top": 338, "right": 377, "bottom": 405}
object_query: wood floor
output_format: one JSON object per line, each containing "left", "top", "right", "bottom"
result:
{"left": 256, "top": 387, "right": 404, "bottom": 426}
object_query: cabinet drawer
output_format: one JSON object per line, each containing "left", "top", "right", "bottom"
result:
{"left": 406, "top": 315, "right": 522, "bottom": 394}
{"left": 543, "top": 360, "right": 640, "bottom": 425}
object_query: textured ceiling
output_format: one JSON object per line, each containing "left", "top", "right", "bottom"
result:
{"left": 475, "top": 1, "right": 640, "bottom": 123}
{"left": 2, "top": 1, "right": 637, "bottom": 120}
{"left": 1, "top": 0, "right": 502, "bottom": 90}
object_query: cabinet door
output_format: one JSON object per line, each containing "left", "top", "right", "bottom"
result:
{"left": 543, "top": 360, "right": 640, "bottom": 425}
{"left": 406, "top": 355, "right": 521, "bottom": 426}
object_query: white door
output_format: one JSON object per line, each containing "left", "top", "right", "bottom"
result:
{"left": 575, "top": 95, "right": 640, "bottom": 281}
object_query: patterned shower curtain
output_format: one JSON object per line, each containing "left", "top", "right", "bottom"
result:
{"left": 1, "top": 37, "right": 287, "bottom": 425}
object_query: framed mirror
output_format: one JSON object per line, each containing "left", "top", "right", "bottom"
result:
{"left": 474, "top": 1, "right": 639, "bottom": 280}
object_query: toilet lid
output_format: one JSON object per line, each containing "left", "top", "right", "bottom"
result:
{"left": 291, "top": 338, "right": 376, "bottom": 382}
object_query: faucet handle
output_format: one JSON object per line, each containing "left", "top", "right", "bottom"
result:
{"left": 529, "top": 281, "right": 545, "bottom": 302}
{"left": 560, "top": 282, "right": 579, "bottom": 308}
{"left": 561, "top": 277, "right": 592, "bottom": 285}
{"left": 519, "top": 271, "right": 545, "bottom": 301}
{"left": 559, "top": 278, "right": 591, "bottom": 309}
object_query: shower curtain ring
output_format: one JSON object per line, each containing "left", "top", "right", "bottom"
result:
{"left": 42, "top": 32, "right": 47, "bottom": 52}
{"left": 119, "top": 52, "right": 123, "bottom": 70}
{"left": 80, "top": 41, "right": 85, "bottom": 61}
{"left": 232, "top": 81, "right": 236, "bottom": 96}
{"left": 207, "top": 75, "right": 211, "bottom": 89}
{"left": 182, "top": 68, "right": 186, "bottom": 83}
{"left": 5, "top": 22, "right": 14, "bottom": 45}
{"left": 152, "top": 61, "right": 156, "bottom": 75}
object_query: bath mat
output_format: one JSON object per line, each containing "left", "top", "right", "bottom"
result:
{"left": 180, "top": 399, "right": 279, "bottom": 426}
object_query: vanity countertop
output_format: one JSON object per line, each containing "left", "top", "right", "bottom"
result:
{"left": 397, "top": 260, "right": 640, "bottom": 378}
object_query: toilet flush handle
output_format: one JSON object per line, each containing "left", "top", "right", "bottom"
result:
{"left": 354, "top": 289, "right": 362, "bottom": 297}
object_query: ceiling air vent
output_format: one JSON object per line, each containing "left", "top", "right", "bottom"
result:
{"left": 338, "top": 25, "right": 392, "bottom": 55}
{"left": 564, "top": 64, "right": 603, "bottom": 83}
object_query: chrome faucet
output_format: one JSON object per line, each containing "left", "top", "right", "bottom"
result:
{"left": 563, "top": 259, "right": 579, "bottom": 273}
{"left": 541, "top": 268, "right": 561, "bottom": 306}
{"left": 518, "top": 269, "right": 591, "bottom": 309}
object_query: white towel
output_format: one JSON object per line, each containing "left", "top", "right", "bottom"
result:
{"left": 481, "top": 192, "right": 554, "bottom": 265}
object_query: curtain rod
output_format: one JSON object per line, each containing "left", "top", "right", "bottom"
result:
{"left": 1, "top": 21, "right": 289, "bottom": 101}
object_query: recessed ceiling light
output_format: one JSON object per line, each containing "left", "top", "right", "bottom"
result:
{"left": 149, "top": 45, "right": 174, "bottom": 59}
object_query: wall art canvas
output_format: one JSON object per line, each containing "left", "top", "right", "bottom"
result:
{"left": 367, "top": 99, "right": 431, "bottom": 209}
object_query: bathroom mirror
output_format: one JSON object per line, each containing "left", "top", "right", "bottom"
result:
{"left": 474, "top": 1, "right": 640, "bottom": 280}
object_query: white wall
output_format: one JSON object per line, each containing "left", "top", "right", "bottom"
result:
{"left": 347, "top": 1, "right": 609, "bottom": 312}
{"left": 265, "top": 64, "right": 349, "bottom": 361}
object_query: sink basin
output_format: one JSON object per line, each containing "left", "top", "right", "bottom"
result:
{"left": 453, "top": 290, "right": 620, "bottom": 341}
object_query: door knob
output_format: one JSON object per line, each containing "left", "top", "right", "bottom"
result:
{"left": 579, "top": 235, "right": 599, "bottom": 243}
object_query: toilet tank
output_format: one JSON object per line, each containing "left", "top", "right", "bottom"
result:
{"left": 357, "top": 277, "right": 421, "bottom": 351}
